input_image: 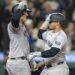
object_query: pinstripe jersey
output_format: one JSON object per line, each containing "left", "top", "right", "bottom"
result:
{"left": 42, "top": 30, "right": 68, "bottom": 64}
{"left": 8, "top": 22, "right": 30, "bottom": 58}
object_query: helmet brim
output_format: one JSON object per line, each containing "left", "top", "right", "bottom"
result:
{"left": 26, "top": 9, "right": 32, "bottom": 13}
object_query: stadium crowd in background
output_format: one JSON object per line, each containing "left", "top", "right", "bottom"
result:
{"left": 0, "top": 0, "right": 75, "bottom": 75}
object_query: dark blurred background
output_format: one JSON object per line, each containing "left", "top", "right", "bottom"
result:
{"left": 0, "top": 0, "right": 75, "bottom": 75}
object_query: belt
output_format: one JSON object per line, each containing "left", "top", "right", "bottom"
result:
{"left": 46, "top": 61, "right": 64, "bottom": 68}
{"left": 10, "top": 56, "right": 27, "bottom": 60}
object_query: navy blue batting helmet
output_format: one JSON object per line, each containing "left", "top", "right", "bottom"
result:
{"left": 49, "top": 13, "right": 66, "bottom": 28}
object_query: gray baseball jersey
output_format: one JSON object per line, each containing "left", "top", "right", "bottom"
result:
{"left": 8, "top": 22, "right": 30, "bottom": 58}
{"left": 42, "top": 30, "right": 67, "bottom": 64}
{"left": 40, "top": 30, "right": 69, "bottom": 75}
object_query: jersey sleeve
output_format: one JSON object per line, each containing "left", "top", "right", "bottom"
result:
{"left": 52, "top": 35, "right": 67, "bottom": 49}
{"left": 8, "top": 22, "right": 19, "bottom": 34}
{"left": 42, "top": 31, "right": 49, "bottom": 41}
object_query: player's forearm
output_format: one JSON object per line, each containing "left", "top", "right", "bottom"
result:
{"left": 11, "top": 18, "right": 19, "bottom": 28}
{"left": 40, "top": 21, "right": 49, "bottom": 30}
{"left": 41, "top": 47, "right": 60, "bottom": 58}
{"left": 34, "top": 47, "right": 60, "bottom": 58}
{"left": 11, "top": 7, "right": 22, "bottom": 28}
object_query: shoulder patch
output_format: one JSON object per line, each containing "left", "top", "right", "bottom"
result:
{"left": 55, "top": 41, "right": 61, "bottom": 45}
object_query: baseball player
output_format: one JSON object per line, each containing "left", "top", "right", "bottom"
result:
{"left": 6, "top": 2, "right": 31, "bottom": 75}
{"left": 27, "top": 13, "right": 69, "bottom": 75}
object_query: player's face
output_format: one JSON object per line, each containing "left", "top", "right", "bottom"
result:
{"left": 49, "top": 21, "right": 58, "bottom": 30}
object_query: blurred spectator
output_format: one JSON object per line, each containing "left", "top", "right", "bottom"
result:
{"left": 12, "top": 0, "right": 19, "bottom": 5}
{"left": 5, "top": 0, "right": 12, "bottom": 6}
{"left": 66, "top": 0, "right": 75, "bottom": 21}
{"left": 25, "top": 19, "right": 34, "bottom": 52}
{"left": 57, "top": 0, "right": 70, "bottom": 11}
{"left": 65, "top": 21, "right": 75, "bottom": 53}
{"left": 49, "top": 0, "right": 59, "bottom": 12}
{"left": 34, "top": 0, "right": 46, "bottom": 10}
{"left": 36, "top": 1, "right": 52, "bottom": 22}
{"left": 0, "top": 23, "right": 2, "bottom": 51}
{"left": 25, "top": 19, "right": 34, "bottom": 35}
{"left": 32, "top": 21, "right": 45, "bottom": 51}
{"left": 28, "top": 0, "right": 34, "bottom": 10}
{"left": 71, "top": 34, "right": 75, "bottom": 53}
{"left": 5, "top": 0, "right": 13, "bottom": 12}
{"left": 0, "top": 0, "right": 12, "bottom": 51}
{"left": 28, "top": 0, "right": 36, "bottom": 19}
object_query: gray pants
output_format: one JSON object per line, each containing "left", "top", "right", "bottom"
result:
{"left": 40, "top": 63, "right": 69, "bottom": 75}
{"left": 6, "top": 59, "right": 31, "bottom": 75}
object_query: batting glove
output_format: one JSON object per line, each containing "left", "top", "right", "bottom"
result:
{"left": 41, "top": 14, "right": 52, "bottom": 29}
{"left": 27, "top": 52, "right": 41, "bottom": 62}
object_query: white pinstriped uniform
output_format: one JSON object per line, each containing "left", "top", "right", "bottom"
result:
{"left": 6, "top": 22, "right": 31, "bottom": 75}
{"left": 40, "top": 30, "right": 69, "bottom": 75}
